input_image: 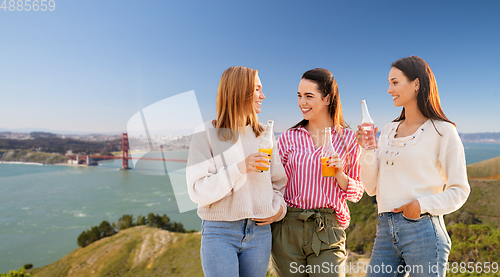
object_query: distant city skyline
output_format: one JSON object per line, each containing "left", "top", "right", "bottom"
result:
{"left": 1, "top": 1, "right": 499, "bottom": 134}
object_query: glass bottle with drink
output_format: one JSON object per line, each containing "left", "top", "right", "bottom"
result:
{"left": 320, "top": 127, "right": 337, "bottom": 177}
{"left": 256, "top": 120, "right": 274, "bottom": 171}
{"left": 361, "top": 100, "right": 377, "bottom": 150}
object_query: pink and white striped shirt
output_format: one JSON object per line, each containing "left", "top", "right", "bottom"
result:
{"left": 277, "top": 126, "right": 364, "bottom": 229}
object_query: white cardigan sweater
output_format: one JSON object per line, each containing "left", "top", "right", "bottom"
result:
{"left": 186, "top": 122, "right": 287, "bottom": 221}
{"left": 360, "top": 119, "right": 470, "bottom": 215}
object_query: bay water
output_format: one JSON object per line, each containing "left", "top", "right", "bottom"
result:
{"left": 1, "top": 144, "right": 500, "bottom": 272}
{"left": 0, "top": 151, "right": 200, "bottom": 272}
{"left": 463, "top": 143, "right": 500, "bottom": 165}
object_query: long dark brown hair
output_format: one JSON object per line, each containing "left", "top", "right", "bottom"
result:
{"left": 391, "top": 56, "right": 455, "bottom": 131}
{"left": 291, "top": 68, "right": 349, "bottom": 130}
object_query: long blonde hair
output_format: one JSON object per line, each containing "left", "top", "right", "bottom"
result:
{"left": 212, "top": 66, "right": 264, "bottom": 142}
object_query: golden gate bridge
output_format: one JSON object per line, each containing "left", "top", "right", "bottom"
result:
{"left": 66, "top": 133, "right": 187, "bottom": 170}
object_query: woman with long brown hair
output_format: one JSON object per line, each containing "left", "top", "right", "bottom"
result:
{"left": 187, "top": 66, "right": 287, "bottom": 277}
{"left": 356, "top": 56, "right": 470, "bottom": 277}
{"left": 272, "top": 68, "right": 364, "bottom": 276}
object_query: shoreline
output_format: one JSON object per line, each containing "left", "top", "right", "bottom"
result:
{"left": 0, "top": 161, "right": 95, "bottom": 167}
{"left": 0, "top": 161, "right": 45, "bottom": 166}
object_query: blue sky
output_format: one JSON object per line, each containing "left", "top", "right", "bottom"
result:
{"left": 1, "top": 0, "right": 499, "bottom": 134}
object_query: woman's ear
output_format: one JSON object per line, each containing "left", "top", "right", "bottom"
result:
{"left": 324, "top": 95, "right": 331, "bottom": 106}
{"left": 414, "top": 78, "right": 420, "bottom": 92}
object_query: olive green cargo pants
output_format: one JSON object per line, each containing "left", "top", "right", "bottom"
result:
{"left": 271, "top": 207, "right": 347, "bottom": 277}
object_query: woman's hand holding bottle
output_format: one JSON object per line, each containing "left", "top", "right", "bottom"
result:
{"left": 324, "top": 153, "right": 343, "bottom": 175}
{"left": 356, "top": 125, "right": 378, "bottom": 149}
{"left": 358, "top": 100, "right": 378, "bottom": 150}
{"left": 237, "top": 121, "right": 275, "bottom": 174}
{"left": 323, "top": 153, "right": 349, "bottom": 191}
{"left": 237, "top": 152, "right": 271, "bottom": 174}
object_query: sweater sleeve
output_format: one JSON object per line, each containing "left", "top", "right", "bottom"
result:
{"left": 271, "top": 133, "right": 288, "bottom": 220}
{"left": 343, "top": 133, "right": 364, "bottom": 203}
{"left": 417, "top": 126, "right": 470, "bottom": 215}
{"left": 186, "top": 128, "right": 245, "bottom": 206}
{"left": 360, "top": 124, "right": 387, "bottom": 196}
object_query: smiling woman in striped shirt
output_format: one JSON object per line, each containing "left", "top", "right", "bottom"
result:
{"left": 271, "top": 68, "right": 364, "bottom": 277}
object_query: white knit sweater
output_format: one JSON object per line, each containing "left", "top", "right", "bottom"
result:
{"left": 186, "top": 121, "right": 287, "bottom": 221}
{"left": 360, "top": 119, "right": 470, "bottom": 215}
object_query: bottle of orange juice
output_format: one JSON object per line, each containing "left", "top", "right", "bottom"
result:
{"left": 321, "top": 127, "right": 337, "bottom": 177}
{"left": 256, "top": 120, "right": 274, "bottom": 171}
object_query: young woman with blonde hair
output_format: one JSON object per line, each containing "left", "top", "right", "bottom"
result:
{"left": 187, "top": 66, "right": 287, "bottom": 277}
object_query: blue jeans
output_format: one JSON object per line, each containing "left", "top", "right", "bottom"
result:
{"left": 367, "top": 212, "right": 451, "bottom": 277}
{"left": 201, "top": 219, "right": 272, "bottom": 277}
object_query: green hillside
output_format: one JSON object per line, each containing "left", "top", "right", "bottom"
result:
{"left": 467, "top": 156, "right": 500, "bottom": 179}
{"left": 29, "top": 226, "right": 203, "bottom": 277}
{"left": 0, "top": 149, "right": 68, "bottom": 164}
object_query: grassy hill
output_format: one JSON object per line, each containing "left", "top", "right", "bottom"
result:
{"left": 467, "top": 156, "right": 500, "bottom": 180}
{"left": 29, "top": 226, "right": 203, "bottom": 277}
{"left": 0, "top": 149, "right": 68, "bottom": 164}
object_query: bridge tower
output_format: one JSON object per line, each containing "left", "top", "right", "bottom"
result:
{"left": 122, "top": 133, "right": 131, "bottom": 170}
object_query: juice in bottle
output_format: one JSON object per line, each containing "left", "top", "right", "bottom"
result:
{"left": 256, "top": 120, "right": 274, "bottom": 171}
{"left": 256, "top": 148, "right": 272, "bottom": 171}
{"left": 321, "top": 157, "right": 336, "bottom": 177}
{"left": 320, "top": 127, "right": 337, "bottom": 177}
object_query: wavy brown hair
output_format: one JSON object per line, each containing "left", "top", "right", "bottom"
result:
{"left": 212, "top": 66, "right": 264, "bottom": 142}
{"left": 391, "top": 56, "right": 455, "bottom": 131}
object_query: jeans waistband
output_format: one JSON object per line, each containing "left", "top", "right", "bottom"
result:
{"left": 378, "top": 212, "right": 433, "bottom": 217}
